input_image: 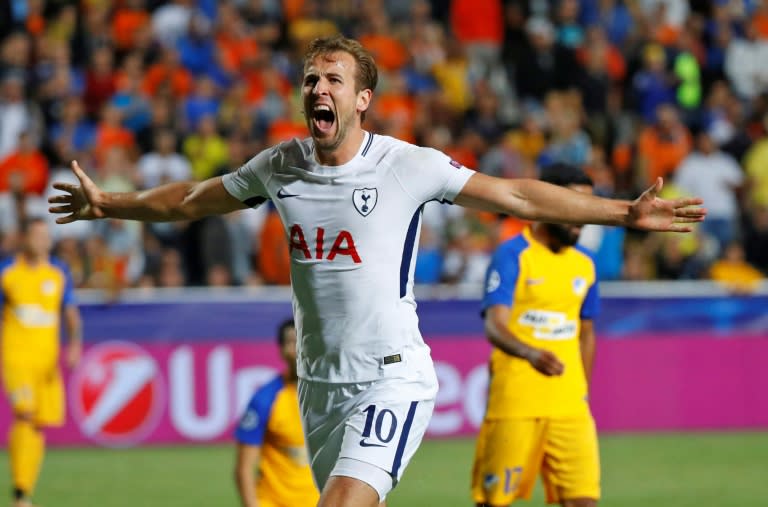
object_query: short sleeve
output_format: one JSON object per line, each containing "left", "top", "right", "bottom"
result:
{"left": 222, "top": 148, "right": 273, "bottom": 208}
{"left": 482, "top": 243, "right": 523, "bottom": 312}
{"left": 576, "top": 247, "right": 600, "bottom": 320}
{"left": 0, "top": 257, "right": 12, "bottom": 308}
{"left": 580, "top": 279, "right": 600, "bottom": 320}
{"left": 393, "top": 147, "right": 475, "bottom": 204}
{"left": 58, "top": 261, "right": 76, "bottom": 307}
{"left": 234, "top": 376, "right": 283, "bottom": 446}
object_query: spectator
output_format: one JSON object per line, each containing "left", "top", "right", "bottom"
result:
{"left": 151, "top": 0, "right": 195, "bottom": 48}
{"left": 636, "top": 104, "right": 692, "bottom": 188}
{"left": 142, "top": 46, "right": 194, "bottom": 100}
{"left": 0, "top": 71, "right": 42, "bottom": 160}
{"left": 450, "top": 0, "right": 503, "bottom": 79}
{"left": 0, "top": 131, "right": 49, "bottom": 196}
{"left": 112, "top": 0, "right": 151, "bottom": 52}
{"left": 674, "top": 130, "right": 744, "bottom": 254}
{"left": 83, "top": 46, "right": 118, "bottom": 119}
{"left": 708, "top": 241, "right": 763, "bottom": 294}
{"left": 93, "top": 103, "right": 136, "bottom": 164}
{"left": 743, "top": 117, "right": 768, "bottom": 206}
{"left": 742, "top": 203, "right": 768, "bottom": 274}
{"left": 1, "top": 1, "right": 762, "bottom": 287}
{"left": 182, "top": 114, "right": 228, "bottom": 181}
{"left": 631, "top": 43, "right": 676, "bottom": 122}
{"left": 137, "top": 129, "right": 191, "bottom": 189}
{"left": 182, "top": 76, "right": 221, "bottom": 130}
{"left": 514, "top": 17, "right": 581, "bottom": 104}
{"left": 48, "top": 96, "right": 96, "bottom": 164}
{"left": 725, "top": 23, "right": 768, "bottom": 101}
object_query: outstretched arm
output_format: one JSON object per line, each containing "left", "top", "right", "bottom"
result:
{"left": 48, "top": 160, "right": 247, "bottom": 223}
{"left": 454, "top": 172, "right": 706, "bottom": 232}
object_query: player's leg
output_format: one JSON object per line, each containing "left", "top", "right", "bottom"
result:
{"left": 9, "top": 412, "right": 44, "bottom": 507}
{"left": 540, "top": 413, "right": 600, "bottom": 506}
{"left": 470, "top": 418, "right": 547, "bottom": 506}
{"left": 317, "top": 473, "right": 381, "bottom": 507}
{"left": 4, "top": 369, "right": 45, "bottom": 506}
{"left": 561, "top": 498, "right": 597, "bottom": 507}
{"left": 8, "top": 368, "right": 65, "bottom": 506}
{"left": 300, "top": 373, "right": 436, "bottom": 507}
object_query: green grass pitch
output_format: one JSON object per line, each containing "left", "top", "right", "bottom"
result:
{"left": 1, "top": 432, "right": 765, "bottom": 506}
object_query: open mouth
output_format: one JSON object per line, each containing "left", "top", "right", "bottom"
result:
{"left": 312, "top": 105, "right": 336, "bottom": 134}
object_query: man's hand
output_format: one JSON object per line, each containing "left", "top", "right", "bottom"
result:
{"left": 48, "top": 160, "right": 107, "bottom": 224}
{"left": 525, "top": 348, "right": 564, "bottom": 376}
{"left": 65, "top": 340, "right": 82, "bottom": 370}
{"left": 628, "top": 177, "right": 706, "bottom": 232}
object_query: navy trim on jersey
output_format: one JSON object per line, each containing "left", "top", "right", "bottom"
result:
{"left": 399, "top": 206, "right": 423, "bottom": 297}
{"left": 391, "top": 401, "right": 418, "bottom": 478}
{"left": 0, "top": 257, "right": 14, "bottom": 307}
{"left": 361, "top": 132, "right": 374, "bottom": 157}
{"left": 244, "top": 196, "right": 268, "bottom": 208}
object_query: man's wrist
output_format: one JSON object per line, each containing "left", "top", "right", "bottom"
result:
{"left": 521, "top": 347, "right": 539, "bottom": 363}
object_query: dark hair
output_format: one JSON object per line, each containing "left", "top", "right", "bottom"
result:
{"left": 277, "top": 318, "right": 295, "bottom": 347}
{"left": 19, "top": 216, "right": 47, "bottom": 234}
{"left": 539, "top": 163, "right": 593, "bottom": 188}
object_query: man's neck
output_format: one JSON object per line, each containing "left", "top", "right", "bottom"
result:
{"left": 530, "top": 224, "right": 561, "bottom": 253}
{"left": 314, "top": 128, "right": 366, "bottom": 166}
{"left": 21, "top": 252, "right": 45, "bottom": 265}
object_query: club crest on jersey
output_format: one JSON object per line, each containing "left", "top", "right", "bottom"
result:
{"left": 573, "top": 277, "right": 587, "bottom": 295}
{"left": 352, "top": 188, "right": 378, "bottom": 217}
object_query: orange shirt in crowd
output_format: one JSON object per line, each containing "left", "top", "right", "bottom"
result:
{"left": 375, "top": 93, "right": 417, "bottom": 143}
{"left": 217, "top": 33, "right": 260, "bottom": 73}
{"left": 753, "top": 12, "right": 768, "bottom": 39}
{"left": 358, "top": 34, "right": 407, "bottom": 71}
{"left": 0, "top": 151, "right": 49, "bottom": 195}
{"left": 112, "top": 8, "right": 150, "bottom": 50}
{"left": 258, "top": 209, "right": 291, "bottom": 285}
{"left": 576, "top": 45, "right": 627, "bottom": 82}
{"left": 267, "top": 119, "right": 308, "bottom": 145}
{"left": 637, "top": 126, "right": 692, "bottom": 182}
{"left": 27, "top": 13, "right": 45, "bottom": 36}
{"left": 94, "top": 125, "right": 135, "bottom": 162}
{"left": 497, "top": 217, "right": 530, "bottom": 243}
{"left": 143, "top": 64, "right": 194, "bottom": 99}
{"left": 451, "top": 0, "right": 503, "bottom": 45}
{"left": 243, "top": 70, "right": 292, "bottom": 105}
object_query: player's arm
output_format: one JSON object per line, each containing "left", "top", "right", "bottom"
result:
{"left": 485, "top": 305, "right": 564, "bottom": 376}
{"left": 579, "top": 319, "right": 596, "bottom": 387}
{"left": 454, "top": 172, "right": 706, "bottom": 232}
{"left": 234, "top": 443, "right": 261, "bottom": 507}
{"left": 48, "top": 160, "right": 247, "bottom": 224}
{"left": 62, "top": 304, "right": 82, "bottom": 369}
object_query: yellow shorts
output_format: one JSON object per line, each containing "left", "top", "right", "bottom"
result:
{"left": 471, "top": 414, "right": 600, "bottom": 505}
{"left": 2, "top": 365, "right": 65, "bottom": 427}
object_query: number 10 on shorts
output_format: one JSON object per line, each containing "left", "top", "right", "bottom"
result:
{"left": 360, "top": 404, "right": 398, "bottom": 447}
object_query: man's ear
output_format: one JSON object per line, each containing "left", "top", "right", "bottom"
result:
{"left": 357, "top": 89, "right": 372, "bottom": 114}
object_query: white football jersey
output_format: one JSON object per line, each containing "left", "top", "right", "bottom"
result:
{"left": 222, "top": 132, "right": 474, "bottom": 382}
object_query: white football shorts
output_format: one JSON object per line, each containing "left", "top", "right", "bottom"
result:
{"left": 298, "top": 360, "right": 438, "bottom": 501}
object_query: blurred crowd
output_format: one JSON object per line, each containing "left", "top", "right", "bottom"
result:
{"left": 1, "top": 0, "right": 768, "bottom": 293}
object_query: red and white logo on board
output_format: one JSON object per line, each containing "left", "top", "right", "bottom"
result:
{"left": 70, "top": 341, "right": 164, "bottom": 446}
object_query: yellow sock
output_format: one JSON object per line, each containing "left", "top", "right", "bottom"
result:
{"left": 9, "top": 419, "right": 45, "bottom": 498}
